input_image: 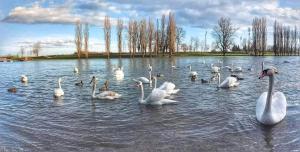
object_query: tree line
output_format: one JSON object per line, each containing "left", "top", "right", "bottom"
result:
{"left": 74, "top": 12, "right": 182, "bottom": 59}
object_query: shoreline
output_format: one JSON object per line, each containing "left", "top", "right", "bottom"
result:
{"left": 1, "top": 51, "right": 296, "bottom": 61}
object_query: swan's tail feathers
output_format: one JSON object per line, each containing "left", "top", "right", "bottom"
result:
{"left": 171, "top": 89, "right": 180, "bottom": 94}
{"left": 159, "top": 99, "right": 178, "bottom": 105}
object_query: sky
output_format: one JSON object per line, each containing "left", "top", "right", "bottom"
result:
{"left": 0, "top": 0, "right": 300, "bottom": 55}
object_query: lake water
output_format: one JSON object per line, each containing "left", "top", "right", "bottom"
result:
{"left": 0, "top": 56, "right": 299, "bottom": 152}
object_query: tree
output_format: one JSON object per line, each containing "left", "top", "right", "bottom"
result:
{"left": 148, "top": 18, "right": 154, "bottom": 56}
{"left": 212, "top": 17, "right": 237, "bottom": 56}
{"left": 32, "top": 42, "right": 41, "bottom": 57}
{"left": 20, "top": 46, "right": 25, "bottom": 57}
{"left": 252, "top": 17, "right": 267, "bottom": 56}
{"left": 128, "top": 20, "right": 134, "bottom": 57}
{"left": 104, "top": 16, "right": 111, "bottom": 58}
{"left": 176, "top": 27, "right": 185, "bottom": 52}
{"left": 168, "top": 12, "right": 176, "bottom": 56}
{"left": 160, "top": 15, "right": 166, "bottom": 55}
{"left": 117, "top": 18, "right": 123, "bottom": 57}
{"left": 84, "top": 23, "right": 89, "bottom": 58}
{"left": 75, "top": 21, "right": 82, "bottom": 58}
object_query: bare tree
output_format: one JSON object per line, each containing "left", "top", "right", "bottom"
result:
{"left": 75, "top": 21, "right": 82, "bottom": 58}
{"left": 212, "top": 17, "right": 237, "bottom": 56}
{"left": 32, "top": 42, "right": 41, "bottom": 57}
{"left": 117, "top": 18, "right": 124, "bottom": 57}
{"left": 84, "top": 23, "right": 89, "bottom": 58}
{"left": 148, "top": 18, "right": 154, "bottom": 57}
{"left": 176, "top": 27, "right": 185, "bottom": 52}
{"left": 160, "top": 15, "right": 166, "bottom": 55}
{"left": 194, "top": 37, "right": 200, "bottom": 51}
{"left": 104, "top": 16, "right": 111, "bottom": 58}
{"left": 168, "top": 12, "right": 176, "bottom": 56}
{"left": 20, "top": 46, "right": 25, "bottom": 57}
{"left": 128, "top": 20, "right": 134, "bottom": 57}
{"left": 252, "top": 17, "right": 267, "bottom": 56}
{"left": 139, "top": 19, "right": 147, "bottom": 57}
{"left": 154, "top": 19, "right": 160, "bottom": 56}
{"left": 132, "top": 20, "right": 138, "bottom": 57}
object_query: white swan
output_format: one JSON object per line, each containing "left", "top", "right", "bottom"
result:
{"left": 152, "top": 77, "right": 179, "bottom": 95}
{"left": 256, "top": 68, "right": 286, "bottom": 125}
{"left": 217, "top": 73, "right": 239, "bottom": 88}
{"left": 211, "top": 64, "right": 220, "bottom": 73}
{"left": 148, "top": 64, "right": 152, "bottom": 72}
{"left": 226, "top": 64, "right": 242, "bottom": 72}
{"left": 91, "top": 76, "right": 121, "bottom": 100}
{"left": 54, "top": 78, "right": 64, "bottom": 97}
{"left": 188, "top": 65, "right": 198, "bottom": 77}
{"left": 136, "top": 81, "right": 177, "bottom": 105}
{"left": 20, "top": 75, "right": 28, "bottom": 83}
{"left": 74, "top": 67, "right": 79, "bottom": 73}
{"left": 135, "top": 71, "right": 152, "bottom": 84}
{"left": 115, "top": 67, "right": 124, "bottom": 80}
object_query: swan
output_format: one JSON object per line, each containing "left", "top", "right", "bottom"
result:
{"left": 54, "top": 78, "right": 64, "bottom": 97}
{"left": 91, "top": 76, "right": 121, "bottom": 100}
{"left": 134, "top": 71, "right": 152, "bottom": 84}
{"left": 136, "top": 81, "right": 177, "bottom": 105}
{"left": 148, "top": 64, "right": 152, "bottom": 72}
{"left": 152, "top": 76, "right": 180, "bottom": 95}
{"left": 256, "top": 68, "right": 286, "bottom": 125}
{"left": 74, "top": 67, "right": 79, "bottom": 73}
{"left": 211, "top": 64, "right": 220, "bottom": 73}
{"left": 217, "top": 73, "right": 239, "bottom": 88}
{"left": 114, "top": 67, "right": 124, "bottom": 80}
{"left": 20, "top": 75, "right": 28, "bottom": 83}
{"left": 188, "top": 65, "right": 198, "bottom": 77}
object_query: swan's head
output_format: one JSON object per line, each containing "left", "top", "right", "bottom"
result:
{"left": 259, "top": 68, "right": 278, "bottom": 79}
{"left": 90, "top": 76, "right": 96, "bottom": 84}
{"left": 58, "top": 78, "right": 62, "bottom": 82}
{"left": 136, "top": 81, "right": 143, "bottom": 87}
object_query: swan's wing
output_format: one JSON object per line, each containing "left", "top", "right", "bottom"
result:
{"left": 159, "top": 99, "right": 178, "bottom": 105}
{"left": 54, "top": 88, "right": 64, "bottom": 96}
{"left": 272, "top": 92, "right": 287, "bottom": 116}
{"left": 256, "top": 92, "right": 268, "bottom": 119}
{"left": 219, "top": 77, "right": 230, "bottom": 88}
{"left": 137, "top": 77, "right": 150, "bottom": 83}
{"left": 149, "top": 89, "right": 167, "bottom": 102}
{"left": 228, "top": 77, "right": 239, "bottom": 87}
{"left": 159, "top": 82, "right": 175, "bottom": 91}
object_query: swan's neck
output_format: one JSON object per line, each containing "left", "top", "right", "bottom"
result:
{"left": 218, "top": 73, "right": 221, "bottom": 85}
{"left": 264, "top": 75, "right": 274, "bottom": 113}
{"left": 92, "top": 82, "right": 96, "bottom": 97}
{"left": 58, "top": 80, "right": 62, "bottom": 89}
{"left": 189, "top": 66, "right": 192, "bottom": 72}
{"left": 154, "top": 78, "right": 157, "bottom": 88}
{"left": 140, "top": 84, "right": 144, "bottom": 102}
{"left": 149, "top": 71, "right": 152, "bottom": 84}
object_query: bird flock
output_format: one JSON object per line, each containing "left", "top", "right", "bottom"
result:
{"left": 7, "top": 60, "right": 287, "bottom": 126}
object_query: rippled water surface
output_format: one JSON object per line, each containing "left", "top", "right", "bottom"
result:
{"left": 0, "top": 56, "right": 299, "bottom": 152}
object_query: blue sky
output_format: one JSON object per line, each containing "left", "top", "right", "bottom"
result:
{"left": 0, "top": 0, "right": 300, "bottom": 55}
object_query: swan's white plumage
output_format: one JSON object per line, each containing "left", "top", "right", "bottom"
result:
{"left": 21, "top": 75, "right": 28, "bottom": 83}
{"left": 137, "top": 81, "right": 177, "bottom": 105}
{"left": 136, "top": 77, "right": 151, "bottom": 84}
{"left": 54, "top": 88, "right": 64, "bottom": 97}
{"left": 115, "top": 67, "right": 124, "bottom": 80}
{"left": 54, "top": 78, "right": 64, "bottom": 97}
{"left": 93, "top": 91, "right": 121, "bottom": 100}
{"left": 158, "top": 82, "right": 180, "bottom": 94}
{"left": 256, "top": 92, "right": 287, "bottom": 125}
{"left": 74, "top": 67, "right": 79, "bottom": 73}
{"left": 211, "top": 66, "right": 220, "bottom": 73}
{"left": 219, "top": 76, "right": 239, "bottom": 88}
